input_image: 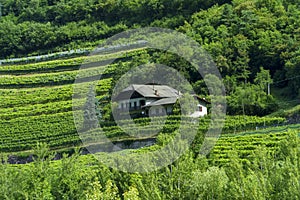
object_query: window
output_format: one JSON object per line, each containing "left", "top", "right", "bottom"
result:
{"left": 156, "top": 108, "right": 159, "bottom": 114}
{"left": 121, "top": 103, "right": 124, "bottom": 109}
{"left": 167, "top": 106, "right": 172, "bottom": 114}
{"left": 199, "top": 106, "right": 202, "bottom": 112}
{"left": 134, "top": 101, "right": 137, "bottom": 108}
{"left": 140, "top": 100, "right": 145, "bottom": 106}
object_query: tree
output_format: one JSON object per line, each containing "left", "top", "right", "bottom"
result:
{"left": 232, "top": 34, "right": 252, "bottom": 83}
{"left": 254, "top": 67, "right": 273, "bottom": 95}
{"left": 284, "top": 52, "right": 300, "bottom": 97}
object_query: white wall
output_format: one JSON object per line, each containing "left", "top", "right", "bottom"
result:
{"left": 118, "top": 98, "right": 159, "bottom": 109}
{"left": 190, "top": 102, "right": 207, "bottom": 117}
{"left": 117, "top": 97, "right": 208, "bottom": 117}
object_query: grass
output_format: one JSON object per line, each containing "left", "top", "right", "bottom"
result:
{"left": 268, "top": 103, "right": 300, "bottom": 118}
{"left": 268, "top": 86, "right": 300, "bottom": 117}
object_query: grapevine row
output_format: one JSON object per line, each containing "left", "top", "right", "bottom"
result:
{"left": 0, "top": 48, "right": 147, "bottom": 75}
{"left": 0, "top": 78, "right": 112, "bottom": 108}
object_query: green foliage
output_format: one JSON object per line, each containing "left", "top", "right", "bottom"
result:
{"left": 209, "top": 128, "right": 292, "bottom": 164}
{"left": 0, "top": 1, "right": 299, "bottom": 199}
{"left": 0, "top": 0, "right": 227, "bottom": 58}
{"left": 227, "top": 66, "right": 277, "bottom": 115}
{"left": 254, "top": 67, "right": 273, "bottom": 93}
{"left": 1, "top": 130, "right": 299, "bottom": 199}
{"left": 180, "top": 0, "right": 300, "bottom": 97}
{"left": 228, "top": 83, "right": 278, "bottom": 116}
{"left": 1, "top": 0, "right": 299, "bottom": 99}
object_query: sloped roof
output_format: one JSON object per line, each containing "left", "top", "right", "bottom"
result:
{"left": 143, "top": 97, "right": 178, "bottom": 107}
{"left": 114, "top": 84, "right": 181, "bottom": 100}
{"left": 193, "top": 95, "right": 210, "bottom": 104}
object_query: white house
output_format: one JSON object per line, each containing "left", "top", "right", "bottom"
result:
{"left": 190, "top": 96, "right": 209, "bottom": 117}
{"left": 113, "top": 84, "right": 209, "bottom": 118}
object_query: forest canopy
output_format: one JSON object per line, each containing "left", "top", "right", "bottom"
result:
{"left": 0, "top": 0, "right": 300, "bottom": 114}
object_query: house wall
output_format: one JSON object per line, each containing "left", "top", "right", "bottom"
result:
{"left": 118, "top": 97, "right": 145, "bottom": 109}
{"left": 190, "top": 102, "right": 208, "bottom": 117}
{"left": 149, "top": 105, "right": 173, "bottom": 115}
{"left": 117, "top": 97, "right": 207, "bottom": 117}
{"left": 117, "top": 98, "right": 158, "bottom": 109}
{"left": 149, "top": 106, "right": 161, "bottom": 115}
{"left": 199, "top": 102, "right": 208, "bottom": 116}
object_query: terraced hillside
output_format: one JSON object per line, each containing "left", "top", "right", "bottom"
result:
{"left": 210, "top": 124, "right": 300, "bottom": 165}
{"left": 1, "top": 47, "right": 299, "bottom": 200}
{"left": 0, "top": 47, "right": 289, "bottom": 155}
{"left": 0, "top": 47, "right": 149, "bottom": 153}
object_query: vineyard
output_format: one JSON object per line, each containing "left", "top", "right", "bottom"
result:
{"left": 209, "top": 124, "right": 300, "bottom": 165}
{"left": 0, "top": 49, "right": 297, "bottom": 199}
{"left": 0, "top": 46, "right": 295, "bottom": 159}
{"left": 0, "top": 37, "right": 298, "bottom": 200}
{"left": 1, "top": 0, "right": 300, "bottom": 198}
{"left": 0, "top": 48, "right": 135, "bottom": 153}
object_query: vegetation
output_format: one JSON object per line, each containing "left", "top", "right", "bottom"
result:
{"left": 0, "top": 0, "right": 229, "bottom": 57}
{"left": 0, "top": 104, "right": 285, "bottom": 152}
{"left": 210, "top": 125, "right": 299, "bottom": 164}
{"left": 0, "top": 129, "right": 298, "bottom": 199}
{"left": 0, "top": 48, "right": 147, "bottom": 74}
{"left": 0, "top": 78, "right": 112, "bottom": 108}
{"left": 0, "top": 0, "right": 299, "bottom": 199}
{"left": 1, "top": 0, "right": 300, "bottom": 98}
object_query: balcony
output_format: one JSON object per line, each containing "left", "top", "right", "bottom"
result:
{"left": 117, "top": 106, "right": 143, "bottom": 112}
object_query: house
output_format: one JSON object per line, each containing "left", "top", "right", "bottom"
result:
{"left": 190, "top": 95, "right": 210, "bottom": 117}
{"left": 113, "top": 84, "right": 209, "bottom": 118}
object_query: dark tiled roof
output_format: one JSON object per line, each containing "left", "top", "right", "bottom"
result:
{"left": 193, "top": 95, "right": 210, "bottom": 104}
{"left": 114, "top": 84, "right": 181, "bottom": 100}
